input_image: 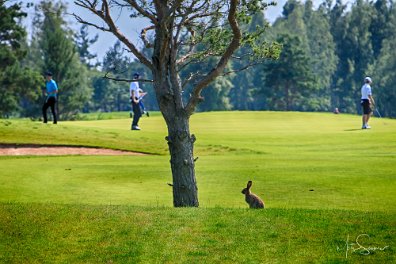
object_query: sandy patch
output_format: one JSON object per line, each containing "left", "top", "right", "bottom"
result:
{"left": 0, "top": 144, "right": 146, "bottom": 156}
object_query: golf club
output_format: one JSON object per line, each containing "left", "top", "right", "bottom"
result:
{"left": 373, "top": 106, "right": 388, "bottom": 125}
{"left": 375, "top": 108, "right": 382, "bottom": 118}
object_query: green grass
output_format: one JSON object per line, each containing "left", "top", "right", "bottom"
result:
{"left": 0, "top": 114, "right": 168, "bottom": 154}
{"left": 0, "top": 204, "right": 394, "bottom": 263}
{"left": 0, "top": 111, "right": 395, "bottom": 263}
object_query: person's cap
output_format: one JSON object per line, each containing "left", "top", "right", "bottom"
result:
{"left": 364, "top": 76, "right": 372, "bottom": 83}
{"left": 45, "top": 71, "right": 53, "bottom": 76}
{"left": 133, "top": 73, "right": 140, "bottom": 78}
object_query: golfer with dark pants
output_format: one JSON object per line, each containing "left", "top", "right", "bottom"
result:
{"left": 360, "top": 76, "right": 375, "bottom": 129}
{"left": 42, "top": 72, "right": 58, "bottom": 124}
{"left": 130, "top": 73, "right": 142, "bottom": 130}
{"left": 131, "top": 99, "right": 142, "bottom": 129}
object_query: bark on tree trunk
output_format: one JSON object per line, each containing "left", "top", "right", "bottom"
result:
{"left": 165, "top": 116, "right": 199, "bottom": 207}
{"left": 153, "top": 53, "right": 199, "bottom": 207}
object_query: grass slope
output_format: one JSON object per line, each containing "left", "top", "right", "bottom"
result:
{"left": 0, "top": 111, "right": 395, "bottom": 263}
{"left": 0, "top": 204, "right": 394, "bottom": 263}
{"left": 0, "top": 112, "right": 395, "bottom": 210}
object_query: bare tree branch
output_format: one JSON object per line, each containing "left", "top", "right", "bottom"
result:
{"left": 74, "top": 0, "right": 153, "bottom": 70}
{"left": 103, "top": 71, "right": 153, "bottom": 83}
{"left": 73, "top": 13, "right": 111, "bottom": 32}
{"left": 174, "top": 4, "right": 227, "bottom": 66}
{"left": 125, "top": 0, "right": 158, "bottom": 24}
{"left": 169, "top": 0, "right": 184, "bottom": 16}
{"left": 182, "top": 71, "right": 202, "bottom": 89}
{"left": 185, "top": 0, "right": 241, "bottom": 115}
{"left": 141, "top": 25, "right": 155, "bottom": 48}
{"left": 177, "top": 51, "right": 216, "bottom": 73}
{"left": 222, "top": 61, "right": 261, "bottom": 76}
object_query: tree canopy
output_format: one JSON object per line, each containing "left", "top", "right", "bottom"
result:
{"left": 0, "top": 1, "right": 42, "bottom": 117}
{"left": 2, "top": 0, "right": 396, "bottom": 118}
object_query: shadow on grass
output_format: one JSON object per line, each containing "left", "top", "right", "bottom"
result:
{"left": 344, "top": 128, "right": 363, "bottom": 131}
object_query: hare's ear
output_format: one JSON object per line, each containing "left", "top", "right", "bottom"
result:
{"left": 247, "top": 181, "right": 252, "bottom": 189}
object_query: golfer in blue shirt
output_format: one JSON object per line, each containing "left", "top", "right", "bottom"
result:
{"left": 42, "top": 71, "right": 58, "bottom": 124}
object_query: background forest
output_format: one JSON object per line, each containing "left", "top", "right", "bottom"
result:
{"left": 1, "top": 0, "right": 396, "bottom": 119}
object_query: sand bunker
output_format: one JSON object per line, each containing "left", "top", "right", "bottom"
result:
{"left": 0, "top": 144, "right": 145, "bottom": 156}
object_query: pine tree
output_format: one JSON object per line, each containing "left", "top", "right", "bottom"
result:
{"left": 372, "top": 3, "right": 396, "bottom": 117}
{"left": 31, "top": 0, "right": 92, "bottom": 119}
{"left": 75, "top": 24, "right": 99, "bottom": 69}
{"left": 230, "top": 13, "right": 269, "bottom": 110}
{"left": 98, "top": 41, "right": 131, "bottom": 112}
{"left": 262, "top": 34, "right": 316, "bottom": 111}
{"left": 370, "top": 0, "right": 392, "bottom": 59}
{"left": 0, "top": 1, "right": 42, "bottom": 117}
{"left": 303, "top": 0, "right": 337, "bottom": 111}
{"left": 263, "top": 0, "right": 326, "bottom": 111}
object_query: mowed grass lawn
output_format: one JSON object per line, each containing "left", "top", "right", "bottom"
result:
{"left": 0, "top": 111, "right": 395, "bottom": 263}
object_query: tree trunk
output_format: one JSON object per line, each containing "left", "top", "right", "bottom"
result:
{"left": 165, "top": 115, "right": 199, "bottom": 207}
{"left": 152, "top": 49, "right": 199, "bottom": 206}
{"left": 150, "top": 10, "right": 199, "bottom": 207}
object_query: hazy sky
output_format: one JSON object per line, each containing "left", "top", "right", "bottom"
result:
{"left": 20, "top": 0, "right": 325, "bottom": 61}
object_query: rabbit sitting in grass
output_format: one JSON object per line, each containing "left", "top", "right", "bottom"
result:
{"left": 241, "top": 180, "right": 265, "bottom": 209}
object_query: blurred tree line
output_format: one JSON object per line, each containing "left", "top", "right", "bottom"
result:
{"left": 1, "top": 0, "right": 396, "bottom": 119}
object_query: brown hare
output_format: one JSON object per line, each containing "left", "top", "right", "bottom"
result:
{"left": 241, "top": 181, "right": 265, "bottom": 209}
